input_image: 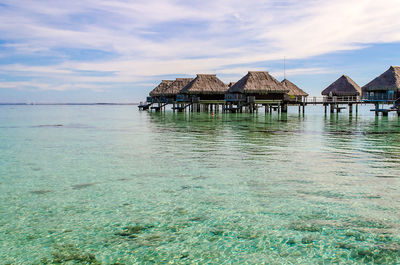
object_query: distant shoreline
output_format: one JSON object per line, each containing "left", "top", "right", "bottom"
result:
{"left": 0, "top": 103, "right": 139, "bottom": 105}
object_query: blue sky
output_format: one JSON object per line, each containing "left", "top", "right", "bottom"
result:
{"left": 0, "top": 0, "right": 400, "bottom": 103}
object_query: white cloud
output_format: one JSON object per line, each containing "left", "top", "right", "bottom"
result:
{"left": 0, "top": 0, "right": 399, "bottom": 99}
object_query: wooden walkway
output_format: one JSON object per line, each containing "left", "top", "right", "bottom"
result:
{"left": 139, "top": 96, "right": 400, "bottom": 116}
{"left": 138, "top": 102, "right": 152, "bottom": 110}
{"left": 304, "top": 96, "right": 362, "bottom": 105}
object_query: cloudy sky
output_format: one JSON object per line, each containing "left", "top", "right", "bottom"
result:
{"left": 1, "top": 0, "right": 400, "bottom": 103}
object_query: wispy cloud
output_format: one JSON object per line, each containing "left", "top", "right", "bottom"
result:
{"left": 0, "top": 0, "right": 400, "bottom": 101}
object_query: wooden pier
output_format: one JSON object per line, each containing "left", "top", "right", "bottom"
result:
{"left": 139, "top": 96, "right": 400, "bottom": 117}
{"left": 138, "top": 102, "right": 152, "bottom": 110}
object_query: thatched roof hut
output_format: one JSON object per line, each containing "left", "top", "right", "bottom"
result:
{"left": 281, "top": 79, "right": 308, "bottom": 97}
{"left": 362, "top": 66, "right": 400, "bottom": 92}
{"left": 149, "top": 80, "right": 174, "bottom": 97}
{"left": 180, "top": 74, "right": 228, "bottom": 95}
{"left": 321, "top": 75, "right": 361, "bottom": 96}
{"left": 228, "top": 71, "right": 289, "bottom": 94}
{"left": 162, "top": 78, "right": 193, "bottom": 97}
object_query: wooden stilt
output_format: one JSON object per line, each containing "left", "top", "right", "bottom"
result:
{"left": 282, "top": 104, "right": 288, "bottom": 113}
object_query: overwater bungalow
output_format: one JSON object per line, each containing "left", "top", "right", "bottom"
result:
{"left": 225, "top": 71, "right": 289, "bottom": 103}
{"left": 149, "top": 80, "right": 174, "bottom": 103}
{"left": 321, "top": 75, "right": 361, "bottom": 102}
{"left": 139, "top": 66, "right": 399, "bottom": 115}
{"left": 161, "top": 78, "right": 193, "bottom": 103}
{"left": 176, "top": 74, "right": 228, "bottom": 102}
{"left": 362, "top": 66, "right": 400, "bottom": 103}
{"left": 281, "top": 79, "right": 308, "bottom": 103}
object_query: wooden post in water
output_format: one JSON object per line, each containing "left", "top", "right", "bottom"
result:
{"left": 375, "top": 103, "right": 379, "bottom": 116}
{"left": 356, "top": 104, "right": 358, "bottom": 115}
{"left": 302, "top": 103, "right": 305, "bottom": 114}
{"left": 330, "top": 104, "right": 334, "bottom": 113}
{"left": 349, "top": 104, "right": 353, "bottom": 115}
{"left": 282, "top": 104, "right": 288, "bottom": 113}
{"left": 324, "top": 104, "right": 327, "bottom": 114}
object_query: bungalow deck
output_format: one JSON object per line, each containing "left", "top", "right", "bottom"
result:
{"left": 138, "top": 102, "right": 152, "bottom": 110}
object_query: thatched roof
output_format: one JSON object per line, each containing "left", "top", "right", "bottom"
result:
{"left": 362, "top": 66, "right": 400, "bottom": 92}
{"left": 228, "top": 71, "right": 289, "bottom": 94}
{"left": 281, "top": 79, "right": 309, "bottom": 97}
{"left": 162, "top": 78, "right": 194, "bottom": 97}
{"left": 180, "top": 74, "right": 228, "bottom": 95}
{"left": 149, "top": 80, "right": 174, "bottom": 97}
{"left": 321, "top": 75, "right": 361, "bottom": 96}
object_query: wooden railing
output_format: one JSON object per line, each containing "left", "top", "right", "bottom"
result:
{"left": 306, "top": 96, "right": 360, "bottom": 103}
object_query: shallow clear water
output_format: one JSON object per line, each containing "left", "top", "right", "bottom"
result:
{"left": 1, "top": 105, "right": 400, "bottom": 264}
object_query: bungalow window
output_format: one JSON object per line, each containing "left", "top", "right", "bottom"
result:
{"left": 388, "top": 90, "right": 394, "bottom": 100}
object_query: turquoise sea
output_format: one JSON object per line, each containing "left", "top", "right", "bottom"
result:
{"left": 1, "top": 105, "right": 400, "bottom": 264}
